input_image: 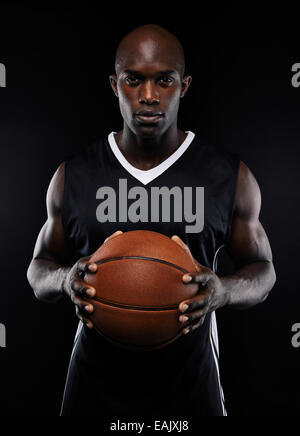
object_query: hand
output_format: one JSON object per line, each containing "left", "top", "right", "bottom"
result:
{"left": 171, "top": 235, "right": 229, "bottom": 335}
{"left": 63, "top": 230, "right": 123, "bottom": 328}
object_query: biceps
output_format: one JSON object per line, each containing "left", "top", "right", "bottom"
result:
{"left": 226, "top": 215, "right": 273, "bottom": 267}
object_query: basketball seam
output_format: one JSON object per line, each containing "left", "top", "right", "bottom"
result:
{"left": 101, "top": 231, "right": 193, "bottom": 262}
{"left": 92, "top": 296, "right": 179, "bottom": 311}
{"left": 89, "top": 256, "right": 192, "bottom": 310}
{"left": 93, "top": 255, "right": 190, "bottom": 274}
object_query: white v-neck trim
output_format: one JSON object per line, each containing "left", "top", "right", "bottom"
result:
{"left": 107, "top": 130, "right": 195, "bottom": 185}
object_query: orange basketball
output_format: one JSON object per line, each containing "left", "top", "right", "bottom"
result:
{"left": 84, "top": 230, "right": 199, "bottom": 351}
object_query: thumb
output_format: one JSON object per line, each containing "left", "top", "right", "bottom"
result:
{"left": 104, "top": 230, "right": 123, "bottom": 243}
{"left": 171, "top": 235, "right": 202, "bottom": 272}
{"left": 171, "top": 235, "right": 192, "bottom": 255}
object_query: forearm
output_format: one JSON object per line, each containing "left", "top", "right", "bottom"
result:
{"left": 220, "top": 260, "right": 276, "bottom": 309}
{"left": 27, "top": 258, "right": 71, "bottom": 304}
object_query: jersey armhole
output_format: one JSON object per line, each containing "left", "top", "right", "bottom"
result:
{"left": 224, "top": 155, "right": 240, "bottom": 246}
{"left": 60, "top": 160, "right": 69, "bottom": 237}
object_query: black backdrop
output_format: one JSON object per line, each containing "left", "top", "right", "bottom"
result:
{"left": 0, "top": 4, "right": 300, "bottom": 417}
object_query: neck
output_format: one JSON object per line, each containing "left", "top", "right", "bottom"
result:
{"left": 115, "top": 124, "right": 187, "bottom": 171}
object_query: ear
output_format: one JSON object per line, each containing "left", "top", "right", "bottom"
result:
{"left": 109, "top": 74, "right": 118, "bottom": 98}
{"left": 180, "top": 75, "right": 192, "bottom": 98}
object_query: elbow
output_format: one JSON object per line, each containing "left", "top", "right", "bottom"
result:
{"left": 26, "top": 262, "right": 34, "bottom": 289}
{"left": 268, "top": 261, "right": 277, "bottom": 292}
{"left": 27, "top": 261, "right": 41, "bottom": 301}
{"left": 261, "top": 262, "right": 277, "bottom": 304}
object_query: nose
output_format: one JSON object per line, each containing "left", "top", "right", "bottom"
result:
{"left": 138, "top": 80, "right": 160, "bottom": 105}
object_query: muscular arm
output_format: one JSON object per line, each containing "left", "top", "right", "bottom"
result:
{"left": 26, "top": 162, "right": 73, "bottom": 303}
{"left": 27, "top": 165, "right": 121, "bottom": 327}
{"left": 174, "top": 161, "right": 276, "bottom": 334}
{"left": 220, "top": 160, "right": 276, "bottom": 308}
{"left": 29, "top": 159, "right": 274, "bottom": 334}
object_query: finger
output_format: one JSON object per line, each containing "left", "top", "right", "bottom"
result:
{"left": 77, "top": 304, "right": 94, "bottom": 316}
{"left": 171, "top": 235, "right": 192, "bottom": 255}
{"left": 189, "top": 314, "right": 207, "bottom": 332}
{"left": 77, "top": 259, "right": 97, "bottom": 275}
{"left": 181, "top": 313, "right": 207, "bottom": 335}
{"left": 179, "top": 308, "right": 205, "bottom": 327}
{"left": 172, "top": 235, "right": 202, "bottom": 272}
{"left": 71, "top": 292, "right": 94, "bottom": 313}
{"left": 72, "top": 280, "right": 96, "bottom": 298}
{"left": 178, "top": 289, "right": 210, "bottom": 313}
{"left": 104, "top": 230, "right": 123, "bottom": 243}
{"left": 75, "top": 306, "right": 93, "bottom": 329}
{"left": 182, "top": 271, "right": 212, "bottom": 286}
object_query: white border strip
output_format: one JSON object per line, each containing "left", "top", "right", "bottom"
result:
{"left": 60, "top": 321, "right": 84, "bottom": 415}
{"left": 212, "top": 244, "right": 225, "bottom": 275}
{"left": 210, "top": 312, "right": 227, "bottom": 416}
{"left": 211, "top": 244, "right": 227, "bottom": 416}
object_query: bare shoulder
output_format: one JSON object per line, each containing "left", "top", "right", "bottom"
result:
{"left": 234, "top": 160, "right": 262, "bottom": 220}
{"left": 46, "top": 162, "right": 65, "bottom": 217}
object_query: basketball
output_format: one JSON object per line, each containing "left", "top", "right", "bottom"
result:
{"left": 84, "top": 230, "right": 199, "bottom": 351}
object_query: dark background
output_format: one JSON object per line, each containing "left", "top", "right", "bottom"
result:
{"left": 0, "top": 4, "right": 299, "bottom": 416}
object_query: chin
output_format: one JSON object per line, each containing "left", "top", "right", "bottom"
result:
{"left": 134, "top": 124, "right": 164, "bottom": 139}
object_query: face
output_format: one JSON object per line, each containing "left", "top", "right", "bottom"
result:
{"left": 110, "top": 38, "right": 192, "bottom": 138}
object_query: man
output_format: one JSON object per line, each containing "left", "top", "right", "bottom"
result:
{"left": 27, "top": 24, "right": 276, "bottom": 417}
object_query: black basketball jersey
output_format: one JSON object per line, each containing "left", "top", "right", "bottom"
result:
{"left": 60, "top": 131, "right": 240, "bottom": 417}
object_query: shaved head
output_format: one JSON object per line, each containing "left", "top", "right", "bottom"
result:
{"left": 115, "top": 24, "right": 186, "bottom": 78}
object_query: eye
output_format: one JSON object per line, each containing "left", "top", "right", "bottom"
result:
{"left": 158, "top": 76, "right": 174, "bottom": 86}
{"left": 125, "top": 75, "right": 140, "bottom": 86}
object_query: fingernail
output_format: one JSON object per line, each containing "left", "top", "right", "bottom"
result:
{"left": 183, "top": 327, "right": 190, "bottom": 335}
{"left": 180, "top": 304, "right": 189, "bottom": 313}
{"left": 180, "top": 315, "right": 189, "bottom": 323}
{"left": 183, "top": 274, "right": 192, "bottom": 283}
{"left": 85, "top": 304, "right": 93, "bottom": 312}
{"left": 86, "top": 288, "right": 95, "bottom": 297}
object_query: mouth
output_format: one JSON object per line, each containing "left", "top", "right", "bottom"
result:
{"left": 135, "top": 111, "right": 164, "bottom": 124}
